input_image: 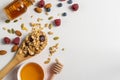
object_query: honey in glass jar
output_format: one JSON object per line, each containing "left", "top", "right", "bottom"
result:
{"left": 4, "top": 0, "right": 35, "bottom": 20}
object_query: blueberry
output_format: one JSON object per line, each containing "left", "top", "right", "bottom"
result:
{"left": 62, "top": 12, "right": 67, "bottom": 16}
{"left": 39, "top": 35, "right": 45, "bottom": 42}
{"left": 46, "top": 8, "right": 51, "bottom": 12}
{"left": 57, "top": 3, "right": 63, "bottom": 7}
{"left": 67, "top": 0, "right": 73, "bottom": 4}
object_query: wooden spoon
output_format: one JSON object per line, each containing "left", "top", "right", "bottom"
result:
{"left": 0, "top": 30, "right": 47, "bottom": 80}
{"left": 49, "top": 62, "right": 63, "bottom": 80}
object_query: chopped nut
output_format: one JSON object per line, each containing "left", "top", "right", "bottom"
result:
{"left": 34, "top": 7, "right": 42, "bottom": 13}
{"left": 11, "top": 45, "right": 19, "bottom": 52}
{"left": 44, "top": 23, "right": 48, "bottom": 27}
{"left": 0, "top": 50, "right": 7, "bottom": 55}
{"left": 48, "top": 31, "right": 53, "bottom": 35}
{"left": 15, "top": 30, "right": 22, "bottom": 36}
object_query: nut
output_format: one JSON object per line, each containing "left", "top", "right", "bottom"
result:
{"left": 11, "top": 45, "right": 19, "bottom": 52}
{"left": 15, "top": 30, "right": 22, "bottom": 36}
{"left": 0, "top": 50, "right": 7, "bottom": 55}
{"left": 34, "top": 7, "right": 42, "bottom": 13}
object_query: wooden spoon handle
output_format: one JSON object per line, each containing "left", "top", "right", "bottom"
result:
{"left": 49, "top": 74, "right": 55, "bottom": 80}
{"left": 0, "top": 57, "right": 19, "bottom": 79}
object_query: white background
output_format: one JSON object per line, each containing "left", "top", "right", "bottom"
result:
{"left": 0, "top": 0, "right": 120, "bottom": 80}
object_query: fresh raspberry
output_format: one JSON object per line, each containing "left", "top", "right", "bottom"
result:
{"left": 3, "top": 37, "right": 11, "bottom": 44}
{"left": 54, "top": 19, "right": 61, "bottom": 26}
{"left": 38, "top": 0, "right": 45, "bottom": 8}
{"left": 12, "top": 37, "right": 20, "bottom": 45}
{"left": 71, "top": 3, "right": 79, "bottom": 11}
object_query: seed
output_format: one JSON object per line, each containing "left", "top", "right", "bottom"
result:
{"left": 48, "top": 24, "right": 53, "bottom": 29}
{"left": 48, "top": 16, "right": 53, "bottom": 20}
{"left": 5, "top": 19, "right": 10, "bottom": 23}
{"left": 2, "top": 27, "right": 7, "bottom": 30}
{"left": 7, "top": 29, "right": 12, "bottom": 34}
{"left": 13, "top": 19, "right": 18, "bottom": 23}
{"left": 53, "top": 36, "right": 59, "bottom": 40}
{"left": 11, "top": 28, "right": 15, "bottom": 34}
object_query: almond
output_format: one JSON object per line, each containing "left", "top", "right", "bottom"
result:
{"left": 0, "top": 50, "right": 7, "bottom": 55}
{"left": 34, "top": 7, "right": 42, "bottom": 13}
{"left": 15, "top": 30, "right": 22, "bottom": 36}
{"left": 12, "top": 45, "right": 19, "bottom": 52}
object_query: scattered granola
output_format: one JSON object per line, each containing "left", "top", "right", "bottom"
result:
{"left": 0, "top": 50, "right": 7, "bottom": 55}
{"left": 44, "top": 58, "right": 51, "bottom": 64}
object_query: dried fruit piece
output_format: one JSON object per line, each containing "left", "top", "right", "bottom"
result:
{"left": 54, "top": 19, "right": 61, "bottom": 26}
{"left": 45, "top": 3, "right": 52, "bottom": 8}
{"left": 62, "top": 12, "right": 67, "bottom": 16}
{"left": 3, "top": 37, "right": 11, "bottom": 44}
{"left": 39, "top": 35, "right": 45, "bottom": 42}
{"left": 12, "top": 37, "right": 20, "bottom": 45}
{"left": 11, "top": 45, "right": 19, "bottom": 52}
{"left": 0, "top": 50, "right": 7, "bottom": 55}
{"left": 57, "top": 3, "right": 63, "bottom": 7}
{"left": 15, "top": 30, "right": 22, "bottom": 36}
{"left": 34, "top": 7, "right": 42, "bottom": 13}
{"left": 71, "top": 3, "right": 79, "bottom": 11}
{"left": 45, "top": 8, "right": 51, "bottom": 12}
{"left": 38, "top": 0, "right": 45, "bottom": 8}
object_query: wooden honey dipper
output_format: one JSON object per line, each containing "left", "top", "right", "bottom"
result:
{"left": 49, "top": 61, "right": 63, "bottom": 80}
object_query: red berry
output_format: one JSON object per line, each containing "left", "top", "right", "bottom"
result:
{"left": 12, "top": 37, "right": 20, "bottom": 45}
{"left": 54, "top": 19, "right": 61, "bottom": 26}
{"left": 3, "top": 37, "right": 11, "bottom": 44}
{"left": 71, "top": 3, "right": 79, "bottom": 11}
{"left": 38, "top": 0, "right": 45, "bottom": 8}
